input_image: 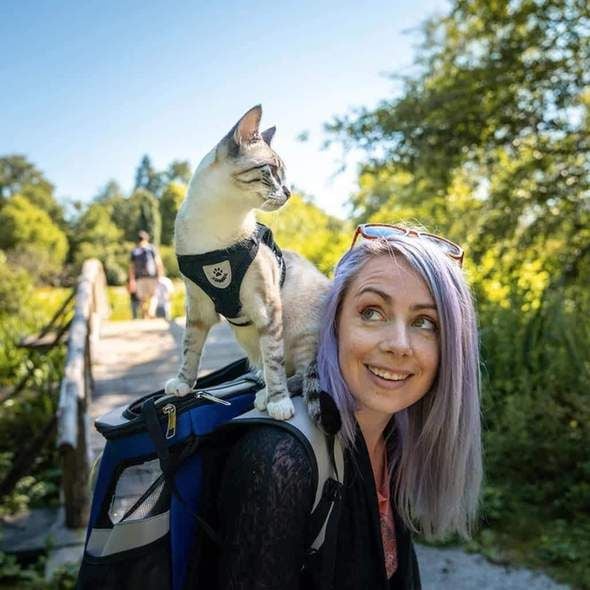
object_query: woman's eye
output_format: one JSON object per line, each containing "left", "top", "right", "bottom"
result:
{"left": 360, "top": 307, "right": 383, "bottom": 321}
{"left": 413, "top": 316, "right": 437, "bottom": 331}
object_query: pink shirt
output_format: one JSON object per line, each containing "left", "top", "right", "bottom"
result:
{"left": 377, "top": 453, "right": 398, "bottom": 578}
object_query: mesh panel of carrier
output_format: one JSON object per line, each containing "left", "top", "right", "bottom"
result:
{"left": 109, "top": 459, "right": 166, "bottom": 523}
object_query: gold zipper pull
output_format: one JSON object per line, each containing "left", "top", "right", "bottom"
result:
{"left": 162, "top": 403, "right": 177, "bottom": 439}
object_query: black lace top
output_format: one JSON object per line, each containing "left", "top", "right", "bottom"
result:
{"left": 214, "top": 426, "right": 421, "bottom": 590}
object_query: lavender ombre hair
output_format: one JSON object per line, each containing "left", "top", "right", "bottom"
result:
{"left": 316, "top": 234, "right": 482, "bottom": 540}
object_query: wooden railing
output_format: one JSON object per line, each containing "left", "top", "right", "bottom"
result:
{"left": 57, "top": 259, "right": 109, "bottom": 528}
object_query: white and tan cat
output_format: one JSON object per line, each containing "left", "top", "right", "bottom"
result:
{"left": 165, "top": 105, "right": 329, "bottom": 420}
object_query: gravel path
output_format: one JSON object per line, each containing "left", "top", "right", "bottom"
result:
{"left": 416, "top": 544, "right": 570, "bottom": 589}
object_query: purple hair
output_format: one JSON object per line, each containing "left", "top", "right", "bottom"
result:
{"left": 316, "top": 234, "right": 482, "bottom": 540}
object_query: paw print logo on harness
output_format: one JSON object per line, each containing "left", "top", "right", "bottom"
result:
{"left": 203, "top": 260, "right": 232, "bottom": 289}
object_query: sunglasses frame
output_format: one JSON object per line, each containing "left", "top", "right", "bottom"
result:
{"left": 350, "top": 223, "right": 464, "bottom": 267}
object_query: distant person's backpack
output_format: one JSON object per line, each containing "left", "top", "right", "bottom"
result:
{"left": 76, "top": 358, "right": 344, "bottom": 590}
{"left": 131, "top": 245, "right": 157, "bottom": 278}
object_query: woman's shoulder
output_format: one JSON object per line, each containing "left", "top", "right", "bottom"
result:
{"left": 221, "top": 424, "right": 315, "bottom": 511}
{"left": 228, "top": 424, "right": 314, "bottom": 472}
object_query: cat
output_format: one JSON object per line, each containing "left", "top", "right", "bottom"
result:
{"left": 164, "top": 105, "right": 329, "bottom": 421}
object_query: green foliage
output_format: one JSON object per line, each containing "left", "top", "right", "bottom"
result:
{"left": 0, "top": 550, "right": 77, "bottom": 588}
{"left": 134, "top": 188, "right": 161, "bottom": 247}
{"left": 68, "top": 202, "right": 130, "bottom": 285}
{"left": 0, "top": 155, "right": 65, "bottom": 228}
{"left": 0, "top": 285, "right": 67, "bottom": 521}
{"left": 159, "top": 244, "right": 180, "bottom": 278}
{"left": 258, "top": 193, "right": 351, "bottom": 276}
{"left": 0, "top": 195, "right": 68, "bottom": 282}
{"left": 134, "top": 155, "right": 163, "bottom": 196}
{"left": 327, "top": 0, "right": 589, "bottom": 584}
{"left": 0, "top": 251, "right": 34, "bottom": 319}
{"left": 159, "top": 182, "right": 186, "bottom": 246}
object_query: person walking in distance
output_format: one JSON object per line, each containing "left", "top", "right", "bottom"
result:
{"left": 128, "top": 230, "right": 164, "bottom": 319}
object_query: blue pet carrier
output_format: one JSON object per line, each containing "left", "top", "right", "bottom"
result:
{"left": 76, "top": 358, "right": 343, "bottom": 590}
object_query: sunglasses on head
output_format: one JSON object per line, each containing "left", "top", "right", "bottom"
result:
{"left": 350, "top": 223, "right": 464, "bottom": 267}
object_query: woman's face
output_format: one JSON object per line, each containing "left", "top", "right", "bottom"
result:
{"left": 337, "top": 255, "right": 440, "bottom": 423}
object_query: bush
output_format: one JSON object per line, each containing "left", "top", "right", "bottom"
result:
{"left": 72, "top": 241, "right": 133, "bottom": 286}
{"left": 0, "top": 195, "right": 68, "bottom": 282}
{"left": 0, "top": 251, "right": 34, "bottom": 318}
{"left": 159, "top": 244, "right": 180, "bottom": 278}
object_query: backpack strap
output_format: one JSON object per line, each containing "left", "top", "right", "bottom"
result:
{"left": 232, "top": 396, "right": 344, "bottom": 584}
{"left": 142, "top": 397, "right": 222, "bottom": 546}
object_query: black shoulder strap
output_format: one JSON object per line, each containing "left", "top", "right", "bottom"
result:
{"left": 142, "top": 398, "right": 221, "bottom": 546}
{"left": 232, "top": 397, "right": 344, "bottom": 585}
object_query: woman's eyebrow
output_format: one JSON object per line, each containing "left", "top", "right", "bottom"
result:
{"left": 356, "top": 286, "right": 391, "bottom": 302}
{"left": 356, "top": 287, "right": 437, "bottom": 311}
{"left": 411, "top": 303, "right": 437, "bottom": 312}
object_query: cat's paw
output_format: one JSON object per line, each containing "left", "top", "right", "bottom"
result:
{"left": 267, "top": 396, "right": 295, "bottom": 421}
{"left": 254, "top": 389, "right": 268, "bottom": 411}
{"left": 165, "top": 377, "right": 193, "bottom": 396}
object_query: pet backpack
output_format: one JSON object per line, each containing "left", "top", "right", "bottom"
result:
{"left": 76, "top": 358, "right": 344, "bottom": 590}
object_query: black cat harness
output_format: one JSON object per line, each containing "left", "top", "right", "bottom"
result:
{"left": 177, "top": 223, "right": 286, "bottom": 327}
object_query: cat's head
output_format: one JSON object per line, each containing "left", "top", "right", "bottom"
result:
{"left": 196, "top": 105, "right": 291, "bottom": 212}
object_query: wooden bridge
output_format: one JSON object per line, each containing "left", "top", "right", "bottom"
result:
{"left": 0, "top": 260, "right": 570, "bottom": 589}
{"left": 0, "top": 260, "right": 245, "bottom": 576}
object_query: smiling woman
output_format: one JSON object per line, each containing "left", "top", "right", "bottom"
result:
{"left": 318, "top": 227, "right": 482, "bottom": 545}
{"left": 337, "top": 256, "right": 441, "bottom": 424}
{"left": 214, "top": 224, "right": 482, "bottom": 590}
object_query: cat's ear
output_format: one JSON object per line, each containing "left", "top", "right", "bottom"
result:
{"left": 261, "top": 126, "right": 276, "bottom": 146}
{"left": 217, "top": 105, "right": 262, "bottom": 160}
{"left": 233, "top": 105, "right": 262, "bottom": 145}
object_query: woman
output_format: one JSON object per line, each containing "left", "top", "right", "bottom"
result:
{"left": 216, "top": 224, "right": 482, "bottom": 589}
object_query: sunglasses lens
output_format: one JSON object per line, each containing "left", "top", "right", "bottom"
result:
{"left": 362, "top": 226, "right": 406, "bottom": 240}
{"left": 423, "top": 236, "right": 461, "bottom": 257}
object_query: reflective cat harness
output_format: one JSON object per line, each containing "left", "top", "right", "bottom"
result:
{"left": 176, "top": 223, "right": 286, "bottom": 327}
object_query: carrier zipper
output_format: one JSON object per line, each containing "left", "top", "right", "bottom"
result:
{"left": 162, "top": 404, "right": 177, "bottom": 439}
{"left": 193, "top": 390, "right": 232, "bottom": 406}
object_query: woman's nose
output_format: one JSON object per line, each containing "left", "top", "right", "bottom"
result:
{"left": 379, "top": 323, "right": 413, "bottom": 356}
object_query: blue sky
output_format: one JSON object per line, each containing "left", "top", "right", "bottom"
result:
{"left": 1, "top": 0, "right": 449, "bottom": 218}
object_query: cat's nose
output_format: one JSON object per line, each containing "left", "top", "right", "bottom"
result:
{"left": 283, "top": 185, "right": 291, "bottom": 198}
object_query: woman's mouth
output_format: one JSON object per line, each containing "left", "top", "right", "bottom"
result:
{"left": 367, "top": 365, "right": 413, "bottom": 382}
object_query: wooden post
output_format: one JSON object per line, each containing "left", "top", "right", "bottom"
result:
{"left": 57, "top": 259, "right": 109, "bottom": 528}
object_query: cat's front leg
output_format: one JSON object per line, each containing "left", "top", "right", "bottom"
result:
{"left": 254, "top": 298, "right": 294, "bottom": 420}
{"left": 165, "top": 305, "right": 213, "bottom": 396}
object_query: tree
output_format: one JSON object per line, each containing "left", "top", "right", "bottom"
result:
{"left": 328, "top": 0, "right": 589, "bottom": 268}
{"left": 165, "top": 160, "right": 192, "bottom": 185}
{"left": 159, "top": 182, "right": 186, "bottom": 245}
{"left": 94, "top": 180, "right": 125, "bottom": 203}
{"left": 258, "top": 193, "right": 350, "bottom": 276}
{"left": 326, "top": 1, "right": 590, "bottom": 580}
{"left": 0, "top": 155, "right": 64, "bottom": 225}
{"left": 134, "top": 155, "right": 163, "bottom": 196}
{"left": 0, "top": 194, "right": 68, "bottom": 281}
{"left": 134, "top": 188, "right": 161, "bottom": 246}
